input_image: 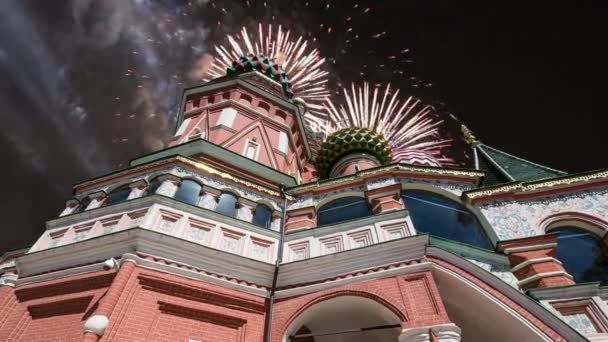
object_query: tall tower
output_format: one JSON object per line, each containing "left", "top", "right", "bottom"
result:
{"left": 1, "top": 55, "right": 607, "bottom": 342}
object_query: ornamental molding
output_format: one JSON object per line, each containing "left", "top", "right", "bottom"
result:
{"left": 289, "top": 163, "right": 483, "bottom": 194}
{"left": 502, "top": 243, "right": 558, "bottom": 255}
{"left": 74, "top": 156, "right": 285, "bottom": 200}
{"left": 277, "top": 234, "right": 428, "bottom": 288}
{"left": 517, "top": 271, "right": 574, "bottom": 287}
{"left": 275, "top": 261, "right": 432, "bottom": 299}
{"left": 465, "top": 169, "right": 608, "bottom": 203}
{"left": 528, "top": 283, "right": 605, "bottom": 301}
{"left": 16, "top": 228, "right": 276, "bottom": 289}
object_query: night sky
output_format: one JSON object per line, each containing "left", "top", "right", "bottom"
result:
{"left": 0, "top": 1, "right": 605, "bottom": 253}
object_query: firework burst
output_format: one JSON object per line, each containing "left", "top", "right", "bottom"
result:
{"left": 320, "top": 82, "right": 454, "bottom": 164}
{"left": 204, "top": 23, "right": 330, "bottom": 126}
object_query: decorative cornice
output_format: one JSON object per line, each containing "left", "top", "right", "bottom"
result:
{"left": 289, "top": 163, "right": 484, "bottom": 194}
{"left": 527, "top": 283, "right": 605, "bottom": 301}
{"left": 277, "top": 234, "right": 428, "bottom": 289}
{"left": 74, "top": 156, "right": 285, "bottom": 199}
{"left": 16, "top": 228, "right": 276, "bottom": 288}
{"left": 465, "top": 168, "right": 608, "bottom": 204}
{"left": 517, "top": 271, "right": 573, "bottom": 287}
{"left": 176, "top": 156, "right": 287, "bottom": 198}
{"left": 463, "top": 182, "right": 522, "bottom": 201}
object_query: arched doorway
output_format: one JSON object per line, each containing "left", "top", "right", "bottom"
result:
{"left": 284, "top": 295, "right": 402, "bottom": 342}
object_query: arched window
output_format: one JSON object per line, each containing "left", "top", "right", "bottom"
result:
{"left": 552, "top": 227, "right": 608, "bottom": 284}
{"left": 147, "top": 177, "right": 163, "bottom": 195}
{"left": 107, "top": 185, "right": 132, "bottom": 205}
{"left": 401, "top": 190, "right": 492, "bottom": 249}
{"left": 252, "top": 204, "right": 273, "bottom": 228}
{"left": 174, "top": 179, "right": 202, "bottom": 205}
{"left": 317, "top": 197, "right": 373, "bottom": 226}
{"left": 216, "top": 192, "right": 238, "bottom": 217}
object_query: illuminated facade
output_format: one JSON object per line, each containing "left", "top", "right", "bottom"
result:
{"left": 0, "top": 69, "right": 607, "bottom": 342}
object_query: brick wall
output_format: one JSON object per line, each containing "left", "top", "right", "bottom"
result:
{"left": 101, "top": 267, "right": 267, "bottom": 342}
{"left": 0, "top": 270, "right": 114, "bottom": 341}
{"left": 271, "top": 271, "right": 450, "bottom": 342}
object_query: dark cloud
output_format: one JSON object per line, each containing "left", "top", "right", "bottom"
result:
{"left": 0, "top": 1, "right": 605, "bottom": 253}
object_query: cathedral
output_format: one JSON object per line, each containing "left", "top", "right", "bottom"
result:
{"left": 0, "top": 61, "right": 607, "bottom": 341}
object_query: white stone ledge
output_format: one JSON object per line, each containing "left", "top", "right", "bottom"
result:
{"left": 511, "top": 257, "right": 562, "bottom": 272}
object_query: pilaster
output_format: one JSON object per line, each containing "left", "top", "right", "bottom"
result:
{"left": 498, "top": 234, "right": 575, "bottom": 290}
{"left": 86, "top": 191, "right": 108, "bottom": 210}
{"left": 127, "top": 179, "right": 148, "bottom": 200}
{"left": 59, "top": 198, "right": 81, "bottom": 217}
{"left": 270, "top": 211, "right": 283, "bottom": 232}
{"left": 237, "top": 197, "right": 256, "bottom": 222}
{"left": 199, "top": 185, "right": 221, "bottom": 210}
{"left": 285, "top": 206, "right": 317, "bottom": 231}
{"left": 365, "top": 184, "right": 404, "bottom": 214}
{"left": 156, "top": 174, "right": 181, "bottom": 197}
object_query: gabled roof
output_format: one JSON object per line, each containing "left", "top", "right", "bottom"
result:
{"left": 474, "top": 143, "right": 567, "bottom": 186}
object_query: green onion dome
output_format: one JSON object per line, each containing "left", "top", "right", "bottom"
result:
{"left": 315, "top": 127, "right": 392, "bottom": 179}
{"left": 227, "top": 54, "right": 294, "bottom": 99}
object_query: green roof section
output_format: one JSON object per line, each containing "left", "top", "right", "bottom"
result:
{"left": 129, "top": 138, "right": 297, "bottom": 187}
{"left": 475, "top": 143, "right": 567, "bottom": 187}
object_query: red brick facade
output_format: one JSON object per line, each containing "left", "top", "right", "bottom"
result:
{"left": 498, "top": 235, "right": 575, "bottom": 290}
{"left": 271, "top": 271, "right": 451, "bottom": 342}
{"left": 0, "top": 270, "right": 115, "bottom": 342}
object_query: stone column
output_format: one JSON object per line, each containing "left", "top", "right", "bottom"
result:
{"left": 155, "top": 174, "right": 181, "bottom": 197}
{"left": 270, "top": 211, "right": 283, "bottom": 232}
{"left": 59, "top": 198, "right": 81, "bottom": 217}
{"left": 237, "top": 197, "right": 256, "bottom": 222}
{"left": 399, "top": 323, "right": 461, "bottom": 342}
{"left": 83, "top": 260, "right": 136, "bottom": 342}
{"left": 86, "top": 191, "right": 108, "bottom": 210}
{"left": 127, "top": 179, "right": 148, "bottom": 200}
{"left": 498, "top": 234, "right": 574, "bottom": 290}
{"left": 199, "top": 186, "right": 220, "bottom": 210}
{"left": 365, "top": 184, "right": 404, "bottom": 214}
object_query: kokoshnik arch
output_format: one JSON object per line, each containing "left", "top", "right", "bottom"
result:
{"left": 1, "top": 53, "right": 608, "bottom": 342}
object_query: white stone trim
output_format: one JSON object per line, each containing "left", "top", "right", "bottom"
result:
{"left": 275, "top": 262, "right": 432, "bottom": 299}
{"left": 16, "top": 261, "right": 110, "bottom": 286}
{"left": 399, "top": 323, "right": 462, "bottom": 342}
{"left": 16, "top": 228, "right": 276, "bottom": 288}
{"left": 517, "top": 271, "right": 574, "bottom": 287}
{"left": 511, "top": 257, "right": 562, "bottom": 272}
{"left": 84, "top": 315, "right": 109, "bottom": 336}
{"left": 121, "top": 253, "right": 268, "bottom": 297}
{"left": 503, "top": 243, "right": 557, "bottom": 255}
{"left": 0, "top": 273, "right": 17, "bottom": 287}
{"left": 278, "top": 234, "right": 427, "bottom": 288}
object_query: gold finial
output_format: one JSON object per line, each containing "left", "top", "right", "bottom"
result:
{"left": 461, "top": 124, "right": 479, "bottom": 144}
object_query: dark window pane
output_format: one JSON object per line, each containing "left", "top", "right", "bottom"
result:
{"left": 253, "top": 205, "right": 273, "bottom": 228}
{"left": 107, "top": 185, "right": 131, "bottom": 205}
{"left": 174, "top": 180, "right": 202, "bottom": 205}
{"left": 317, "top": 197, "right": 372, "bottom": 226}
{"left": 79, "top": 197, "right": 92, "bottom": 212}
{"left": 401, "top": 190, "right": 492, "bottom": 249}
{"left": 216, "top": 192, "right": 238, "bottom": 217}
{"left": 554, "top": 228, "right": 608, "bottom": 285}
{"left": 148, "top": 177, "right": 163, "bottom": 195}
